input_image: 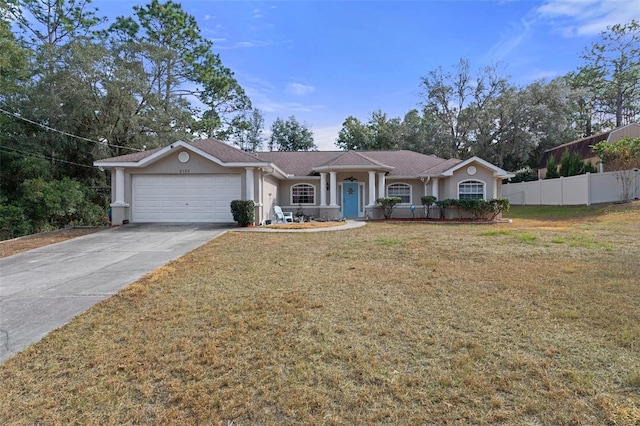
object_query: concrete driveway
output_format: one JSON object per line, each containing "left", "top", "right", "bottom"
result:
{"left": 0, "top": 223, "right": 230, "bottom": 363}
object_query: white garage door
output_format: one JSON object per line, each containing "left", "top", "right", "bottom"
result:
{"left": 132, "top": 174, "right": 241, "bottom": 223}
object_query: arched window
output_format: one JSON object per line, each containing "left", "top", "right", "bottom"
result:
{"left": 458, "top": 180, "right": 485, "bottom": 200}
{"left": 291, "top": 183, "right": 316, "bottom": 204}
{"left": 387, "top": 183, "right": 412, "bottom": 203}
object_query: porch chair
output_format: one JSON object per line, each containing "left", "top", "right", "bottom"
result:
{"left": 274, "top": 206, "right": 294, "bottom": 223}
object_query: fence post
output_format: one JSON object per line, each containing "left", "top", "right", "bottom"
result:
{"left": 538, "top": 179, "right": 542, "bottom": 205}
{"left": 586, "top": 172, "right": 591, "bottom": 206}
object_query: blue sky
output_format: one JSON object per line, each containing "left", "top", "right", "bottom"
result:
{"left": 99, "top": 0, "right": 640, "bottom": 150}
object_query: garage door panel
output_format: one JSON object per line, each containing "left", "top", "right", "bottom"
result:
{"left": 132, "top": 175, "right": 241, "bottom": 223}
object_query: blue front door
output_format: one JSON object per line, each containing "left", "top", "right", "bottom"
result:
{"left": 343, "top": 183, "right": 359, "bottom": 217}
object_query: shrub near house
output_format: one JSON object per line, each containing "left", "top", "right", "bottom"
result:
{"left": 230, "top": 200, "right": 255, "bottom": 227}
{"left": 435, "top": 198, "right": 510, "bottom": 220}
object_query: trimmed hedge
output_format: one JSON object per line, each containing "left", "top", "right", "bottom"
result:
{"left": 230, "top": 200, "right": 255, "bottom": 226}
{"left": 420, "top": 195, "right": 437, "bottom": 219}
{"left": 436, "top": 198, "right": 510, "bottom": 220}
{"left": 376, "top": 197, "right": 402, "bottom": 219}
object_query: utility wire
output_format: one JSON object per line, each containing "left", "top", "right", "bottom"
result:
{"left": 0, "top": 145, "right": 96, "bottom": 169}
{"left": 0, "top": 107, "right": 145, "bottom": 152}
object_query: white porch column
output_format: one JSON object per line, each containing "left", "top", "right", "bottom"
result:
{"left": 493, "top": 178, "right": 498, "bottom": 199}
{"left": 377, "top": 172, "right": 386, "bottom": 199}
{"left": 432, "top": 177, "right": 439, "bottom": 200}
{"left": 245, "top": 167, "right": 255, "bottom": 201}
{"left": 320, "top": 172, "right": 327, "bottom": 206}
{"left": 368, "top": 171, "right": 376, "bottom": 206}
{"left": 114, "top": 167, "right": 125, "bottom": 205}
{"left": 329, "top": 172, "right": 338, "bottom": 206}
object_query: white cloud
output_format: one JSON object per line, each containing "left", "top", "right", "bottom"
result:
{"left": 313, "top": 125, "right": 343, "bottom": 151}
{"left": 523, "top": 68, "right": 565, "bottom": 82}
{"left": 286, "top": 83, "right": 316, "bottom": 96}
{"left": 484, "top": 18, "right": 533, "bottom": 62}
{"left": 536, "top": 0, "right": 640, "bottom": 36}
{"left": 213, "top": 38, "right": 290, "bottom": 50}
{"left": 238, "top": 73, "right": 322, "bottom": 114}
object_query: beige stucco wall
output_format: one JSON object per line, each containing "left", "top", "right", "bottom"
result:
{"left": 108, "top": 153, "right": 508, "bottom": 223}
{"left": 261, "top": 174, "right": 280, "bottom": 224}
{"left": 277, "top": 178, "right": 322, "bottom": 209}
{"left": 114, "top": 149, "right": 249, "bottom": 223}
{"left": 611, "top": 124, "right": 640, "bottom": 141}
{"left": 123, "top": 150, "right": 247, "bottom": 202}
{"left": 442, "top": 162, "right": 497, "bottom": 200}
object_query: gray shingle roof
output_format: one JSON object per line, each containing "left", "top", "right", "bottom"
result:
{"left": 360, "top": 151, "right": 461, "bottom": 176}
{"left": 254, "top": 151, "right": 342, "bottom": 175}
{"left": 95, "top": 147, "right": 161, "bottom": 163}
{"left": 95, "top": 139, "right": 265, "bottom": 164}
{"left": 95, "top": 139, "right": 462, "bottom": 177}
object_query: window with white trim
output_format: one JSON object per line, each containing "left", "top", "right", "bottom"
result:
{"left": 387, "top": 183, "right": 411, "bottom": 203}
{"left": 458, "top": 180, "right": 485, "bottom": 200}
{"left": 291, "top": 183, "right": 315, "bottom": 204}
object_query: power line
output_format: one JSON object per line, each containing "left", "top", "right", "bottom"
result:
{"left": 0, "top": 107, "right": 145, "bottom": 152}
{"left": 0, "top": 145, "right": 96, "bottom": 169}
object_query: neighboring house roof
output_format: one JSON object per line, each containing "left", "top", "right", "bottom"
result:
{"left": 94, "top": 138, "right": 513, "bottom": 178}
{"left": 540, "top": 132, "right": 609, "bottom": 167}
{"left": 540, "top": 123, "right": 640, "bottom": 168}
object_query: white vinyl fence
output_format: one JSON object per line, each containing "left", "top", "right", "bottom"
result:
{"left": 503, "top": 170, "right": 640, "bottom": 205}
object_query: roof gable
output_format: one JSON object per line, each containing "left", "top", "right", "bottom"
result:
{"left": 95, "top": 139, "right": 267, "bottom": 168}
{"left": 440, "top": 156, "right": 514, "bottom": 178}
{"left": 357, "top": 150, "right": 455, "bottom": 177}
{"left": 312, "top": 151, "right": 393, "bottom": 171}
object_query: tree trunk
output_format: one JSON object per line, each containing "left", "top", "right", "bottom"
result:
{"left": 616, "top": 87, "right": 623, "bottom": 127}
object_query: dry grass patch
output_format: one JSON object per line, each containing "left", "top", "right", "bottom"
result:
{"left": 1, "top": 203, "right": 640, "bottom": 424}
{"left": 0, "top": 227, "right": 105, "bottom": 258}
{"left": 265, "top": 220, "right": 347, "bottom": 230}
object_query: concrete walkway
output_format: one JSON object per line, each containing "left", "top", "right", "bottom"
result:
{"left": 0, "top": 223, "right": 230, "bottom": 363}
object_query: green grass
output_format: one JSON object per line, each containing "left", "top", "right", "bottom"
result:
{"left": 479, "top": 229, "right": 513, "bottom": 236}
{"left": 516, "top": 232, "right": 538, "bottom": 243}
{"left": 1, "top": 202, "right": 639, "bottom": 425}
{"left": 505, "top": 204, "right": 610, "bottom": 219}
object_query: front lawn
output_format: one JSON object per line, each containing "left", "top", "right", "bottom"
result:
{"left": 1, "top": 203, "right": 639, "bottom": 424}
